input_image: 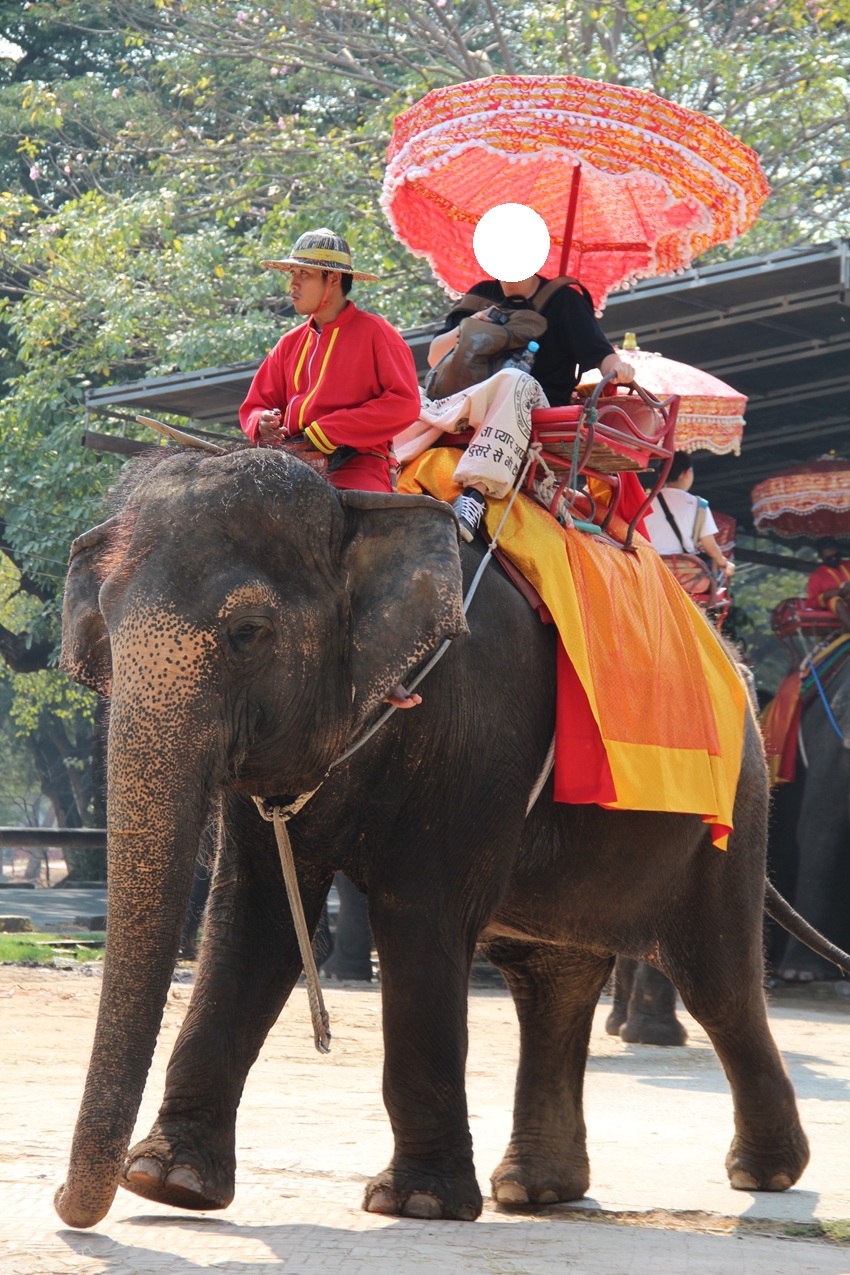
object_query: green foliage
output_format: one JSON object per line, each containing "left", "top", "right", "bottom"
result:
{"left": 728, "top": 534, "right": 817, "bottom": 695}
{"left": 0, "top": 0, "right": 848, "bottom": 822}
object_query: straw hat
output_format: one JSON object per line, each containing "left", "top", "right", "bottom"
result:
{"left": 261, "top": 228, "right": 380, "bottom": 282}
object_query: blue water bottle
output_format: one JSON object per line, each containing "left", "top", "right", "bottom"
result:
{"left": 504, "top": 340, "right": 540, "bottom": 374}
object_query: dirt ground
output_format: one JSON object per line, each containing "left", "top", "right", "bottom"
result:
{"left": 2, "top": 964, "right": 850, "bottom": 1275}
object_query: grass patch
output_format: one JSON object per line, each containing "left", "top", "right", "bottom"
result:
{"left": 779, "top": 1220, "right": 850, "bottom": 1244}
{"left": 0, "top": 931, "right": 105, "bottom": 965}
{"left": 521, "top": 1207, "right": 850, "bottom": 1246}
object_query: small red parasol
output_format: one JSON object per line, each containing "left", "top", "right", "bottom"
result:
{"left": 751, "top": 457, "right": 850, "bottom": 540}
{"left": 579, "top": 340, "right": 747, "bottom": 455}
{"left": 382, "top": 75, "right": 770, "bottom": 310}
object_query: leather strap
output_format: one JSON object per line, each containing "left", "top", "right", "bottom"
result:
{"left": 656, "top": 491, "right": 687, "bottom": 553}
{"left": 449, "top": 275, "right": 588, "bottom": 322}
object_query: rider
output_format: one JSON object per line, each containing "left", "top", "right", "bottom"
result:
{"left": 240, "top": 228, "right": 421, "bottom": 494}
{"left": 643, "top": 452, "right": 734, "bottom": 578}
{"left": 427, "top": 272, "right": 635, "bottom": 540}
{"left": 241, "top": 228, "right": 423, "bottom": 709}
{"left": 806, "top": 537, "right": 850, "bottom": 631}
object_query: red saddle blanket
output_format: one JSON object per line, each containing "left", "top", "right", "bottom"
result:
{"left": 760, "top": 633, "right": 850, "bottom": 784}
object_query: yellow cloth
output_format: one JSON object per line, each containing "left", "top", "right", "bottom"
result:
{"left": 400, "top": 448, "right": 748, "bottom": 848}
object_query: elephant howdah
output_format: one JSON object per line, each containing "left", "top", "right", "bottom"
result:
{"left": 57, "top": 446, "right": 813, "bottom": 1229}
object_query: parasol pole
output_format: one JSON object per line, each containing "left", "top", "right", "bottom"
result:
{"left": 558, "top": 161, "right": 582, "bottom": 276}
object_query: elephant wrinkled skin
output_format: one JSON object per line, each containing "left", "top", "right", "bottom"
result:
{"left": 55, "top": 447, "right": 809, "bottom": 1229}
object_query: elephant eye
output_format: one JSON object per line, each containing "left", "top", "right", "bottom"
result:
{"left": 228, "top": 616, "right": 272, "bottom": 651}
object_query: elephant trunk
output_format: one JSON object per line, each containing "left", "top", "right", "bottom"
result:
{"left": 55, "top": 651, "right": 217, "bottom": 1228}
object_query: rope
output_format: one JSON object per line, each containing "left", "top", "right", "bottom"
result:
{"left": 802, "top": 655, "right": 849, "bottom": 747}
{"left": 252, "top": 795, "right": 332, "bottom": 1054}
{"left": 526, "top": 734, "right": 556, "bottom": 814}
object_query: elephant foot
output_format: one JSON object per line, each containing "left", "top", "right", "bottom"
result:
{"left": 363, "top": 1161, "right": 482, "bottom": 1221}
{"left": 604, "top": 1006, "right": 627, "bottom": 1037}
{"left": 121, "top": 1121, "right": 235, "bottom": 1211}
{"left": 490, "top": 1148, "right": 589, "bottom": 1208}
{"left": 726, "top": 1129, "right": 809, "bottom": 1193}
{"left": 619, "top": 1011, "right": 688, "bottom": 1047}
{"left": 780, "top": 960, "right": 841, "bottom": 984}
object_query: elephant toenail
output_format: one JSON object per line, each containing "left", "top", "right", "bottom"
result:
{"left": 402, "top": 1192, "right": 442, "bottom": 1219}
{"left": 456, "top": 1203, "right": 478, "bottom": 1221}
{"left": 729, "top": 1169, "right": 759, "bottom": 1190}
{"left": 768, "top": 1172, "right": 793, "bottom": 1191}
{"left": 493, "top": 1181, "right": 530, "bottom": 1204}
{"left": 166, "top": 1166, "right": 204, "bottom": 1193}
{"left": 538, "top": 1189, "right": 559, "bottom": 1204}
{"left": 125, "top": 1157, "right": 163, "bottom": 1184}
{"left": 364, "top": 1188, "right": 398, "bottom": 1215}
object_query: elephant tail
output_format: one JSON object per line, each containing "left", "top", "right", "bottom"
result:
{"left": 764, "top": 881, "right": 850, "bottom": 976}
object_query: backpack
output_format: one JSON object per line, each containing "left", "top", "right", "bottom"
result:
{"left": 424, "top": 277, "right": 587, "bottom": 401}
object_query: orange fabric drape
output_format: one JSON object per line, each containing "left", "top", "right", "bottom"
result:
{"left": 400, "top": 448, "right": 747, "bottom": 847}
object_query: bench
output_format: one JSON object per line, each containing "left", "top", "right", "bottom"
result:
{"left": 527, "top": 375, "right": 679, "bottom": 547}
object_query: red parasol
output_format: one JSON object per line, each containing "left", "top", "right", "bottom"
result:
{"left": 579, "top": 340, "right": 747, "bottom": 455}
{"left": 382, "top": 75, "right": 770, "bottom": 309}
{"left": 751, "top": 457, "right": 850, "bottom": 540}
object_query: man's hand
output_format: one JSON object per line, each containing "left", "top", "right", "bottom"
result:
{"left": 257, "top": 408, "right": 283, "bottom": 443}
{"left": 600, "top": 352, "right": 635, "bottom": 384}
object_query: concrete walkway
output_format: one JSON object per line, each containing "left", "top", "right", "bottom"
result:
{"left": 2, "top": 965, "right": 849, "bottom": 1274}
{"left": 0, "top": 884, "right": 107, "bottom": 931}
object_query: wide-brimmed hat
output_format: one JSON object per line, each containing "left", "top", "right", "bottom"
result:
{"left": 261, "top": 228, "right": 380, "bottom": 282}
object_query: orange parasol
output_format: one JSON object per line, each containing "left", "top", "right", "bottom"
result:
{"left": 382, "top": 75, "right": 770, "bottom": 310}
{"left": 751, "top": 457, "right": 850, "bottom": 540}
{"left": 579, "top": 340, "right": 747, "bottom": 455}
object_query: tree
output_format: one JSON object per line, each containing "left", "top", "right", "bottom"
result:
{"left": 0, "top": 0, "right": 847, "bottom": 838}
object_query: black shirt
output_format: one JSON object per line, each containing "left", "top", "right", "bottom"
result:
{"left": 441, "top": 276, "right": 614, "bottom": 407}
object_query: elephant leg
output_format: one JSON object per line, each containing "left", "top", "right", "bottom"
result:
{"left": 363, "top": 896, "right": 485, "bottom": 1221}
{"left": 321, "top": 872, "right": 373, "bottom": 980}
{"left": 122, "top": 799, "right": 330, "bottom": 1211}
{"left": 484, "top": 940, "right": 614, "bottom": 1206}
{"left": 780, "top": 779, "right": 850, "bottom": 982}
{"left": 618, "top": 961, "right": 687, "bottom": 1046}
{"left": 671, "top": 957, "right": 809, "bottom": 1191}
{"left": 605, "top": 955, "right": 636, "bottom": 1036}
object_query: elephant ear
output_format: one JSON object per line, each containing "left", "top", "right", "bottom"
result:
{"left": 60, "top": 518, "right": 117, "bottom": 696}
{"left": 339, "top": 491, "right": 468, "bottom": 722}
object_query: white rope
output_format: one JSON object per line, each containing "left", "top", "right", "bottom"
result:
{"left": 526, "top": 734, "right": 556, "bottom": 815}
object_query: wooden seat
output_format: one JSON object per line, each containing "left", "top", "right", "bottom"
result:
{"left": 771, "top": 598, "right": 840, "bottom": 641}
{"left": 527, "top": 376, "right": 679, "bottom": 547}
{"left": 661, "top": 552, "right": 732, "bottom": 628}
{"left": 770, "top": 597, "right": 841, "bottom": 667}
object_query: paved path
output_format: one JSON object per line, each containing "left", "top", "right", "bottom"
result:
{"left": 0, "top": 885, "right": 107, "bottom": 931}
{"left": 2, "top": 966, "right": 850, "bottom": 1273}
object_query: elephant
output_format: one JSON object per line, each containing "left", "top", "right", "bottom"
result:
{"left": 605, "top": 716, "right": 847, "bottom": 1046}
{"left": 779, "top": 658, "right": 850, "bottom": 982}
{"left": 55, "top": 445, "right": 816, "bottom": 1230}
{"left": 605, "top": 956, "right": 687, "bottom": 1047}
